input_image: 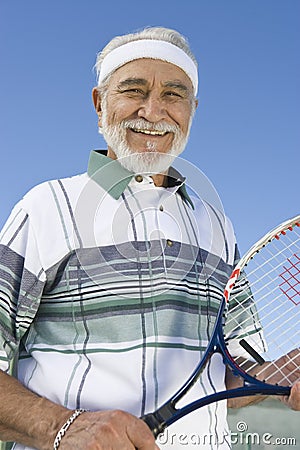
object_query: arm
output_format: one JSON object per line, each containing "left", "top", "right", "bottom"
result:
{"left": 0, "top": 369, "right": 69, "bottom": 449}
{"left": 0, "top": 370, "right": 158, "bottom": 450}
{"left": 226, "top": 348, "right": 300, "bottom": 410}
{"left": 225, "top": 367, "right": 267, "bottom": 409}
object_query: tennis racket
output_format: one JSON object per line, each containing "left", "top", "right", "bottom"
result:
{"left": 141, "top": 214, "right": 300, "bottom": 437}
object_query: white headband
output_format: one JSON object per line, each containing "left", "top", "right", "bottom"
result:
{"left": 97, "top": 39, "right": 198, "bottom": 96}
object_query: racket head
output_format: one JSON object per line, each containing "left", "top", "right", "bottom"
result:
{"left": 224, "top": 215, "right": 300, "bottom": 388}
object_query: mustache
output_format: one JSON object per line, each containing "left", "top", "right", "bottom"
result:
{"left": 121, "top": 119, "right": 180, "bottom": 134}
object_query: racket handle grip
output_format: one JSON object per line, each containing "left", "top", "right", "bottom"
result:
{"left": 141, "top": 412, "right": 164, "bottom": 438}
{"left": 142, "top": 403, "right": 178, "bottom": 439}
{"left": 141, "top": 402, "right": 178, "bottom": 437}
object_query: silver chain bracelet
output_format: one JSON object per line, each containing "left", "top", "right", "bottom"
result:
{"left": 53, "top": 408, "right": 87, "bottom": 450}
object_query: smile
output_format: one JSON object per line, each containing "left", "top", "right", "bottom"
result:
{"left": 130, "top": 128, "right": 168, "bottom": 136}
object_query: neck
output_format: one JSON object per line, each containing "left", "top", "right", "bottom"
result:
{"left": 150, "top": 173, "right": 167, "bottom": 187}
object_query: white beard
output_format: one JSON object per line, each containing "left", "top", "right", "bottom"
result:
{"left": 100, "top": 106, "right": 193, "bottom": 174}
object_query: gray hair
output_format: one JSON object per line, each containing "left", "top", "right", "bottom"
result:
{"left": 94, "top": 27, "right": 197, "bottom": 96}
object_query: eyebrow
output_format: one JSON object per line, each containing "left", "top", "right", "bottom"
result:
{"left": 162, "top": 81, "right": 189, "bottom": 93}
{"left": 117, "top": 78, "right": 148, "bottom": 89}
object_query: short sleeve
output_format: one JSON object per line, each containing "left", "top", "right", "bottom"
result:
{"left": 0, "top": 203, "right": 46, "bottom": 371}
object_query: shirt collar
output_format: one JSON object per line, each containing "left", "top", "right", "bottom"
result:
{"left": 87, "top": 150, "right": 194, "bottom": 208}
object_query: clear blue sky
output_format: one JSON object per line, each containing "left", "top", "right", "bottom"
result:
{"left": 0, "top": 0, "right": 299, "bottom": 253}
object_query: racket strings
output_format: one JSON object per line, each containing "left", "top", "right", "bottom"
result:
{"left": 225, "top": 220, "right": 300, "bottom": 387}
{"left": 256, "top": 350, "right": 300, "bottom": 385}
{"left": 228, "top": 232, "right": 300, "bottom": 319}
{"left": 227, "top": 231, "right": 300, "bottom": 319}
{"left": 228, "top": 293, "right": 296, "bottom": 348}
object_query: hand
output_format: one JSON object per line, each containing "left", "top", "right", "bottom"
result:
{"left": 249, "top": 348, "right": 300, "bottom": 387}
{"left": 58, "top": 409, "right": 159, "bottom": 450}
{"left": 226, "top": 348, "right": 300, "bottom": 410}
{"left": 268, "top": 348, "right": 300, "bottom": 411}
{"left": 273, "top": 348, "right": 300, "bottom": 386}
{"left": 281, "top": 381, "right": 300, "bottom": 411}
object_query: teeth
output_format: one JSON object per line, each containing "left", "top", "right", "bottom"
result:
{"left": 132, "top": 128, "right": 167, "bottom": 136}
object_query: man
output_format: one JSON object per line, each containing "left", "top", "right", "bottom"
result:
{"left": 0, "top": 27, "right": 299, "bottom": 450}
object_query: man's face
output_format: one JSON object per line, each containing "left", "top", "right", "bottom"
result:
{"left": 93, "top": 58, "right": 197, "bottom": 173}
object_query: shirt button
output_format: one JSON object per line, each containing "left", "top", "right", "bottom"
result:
{"left": 135, "top": 175, "right": 143, "bottom": 183}
{"left": 159, "top": 205, "right": 164, "bottom": 212}
{"left": 166, "top": 239, "right": 173, "bottom": 247}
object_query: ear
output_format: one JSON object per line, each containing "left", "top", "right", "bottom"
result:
{"left": 92, "top": 87, "right": 103, "bottom": 127}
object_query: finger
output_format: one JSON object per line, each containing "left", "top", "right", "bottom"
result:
{"left": 126, "top": 417, "right": 157, "bottom": 450}
{"left": 281, "top": 381, "right": 300, "bottom": 410}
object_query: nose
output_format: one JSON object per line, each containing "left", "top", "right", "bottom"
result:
{"left": 137, "top": 94, "right": 167, "bottom": 123}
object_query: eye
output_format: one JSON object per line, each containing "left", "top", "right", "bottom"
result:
{"left": 164, "top": 91, "right": 182, "bottom": 98}
{"left": 121, "top": 88, "right": 145, "bottom": 95}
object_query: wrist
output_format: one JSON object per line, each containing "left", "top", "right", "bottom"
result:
{"left": 53, "top": 409, "right": 87, "bottom": 450}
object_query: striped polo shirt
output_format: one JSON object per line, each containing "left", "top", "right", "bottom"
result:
{"left": 0, "top": 150, "right": 240, "bottom": 449}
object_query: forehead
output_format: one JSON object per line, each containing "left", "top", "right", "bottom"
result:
{"left": 108, "top": 58, "right": 194, "bottom": 91}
